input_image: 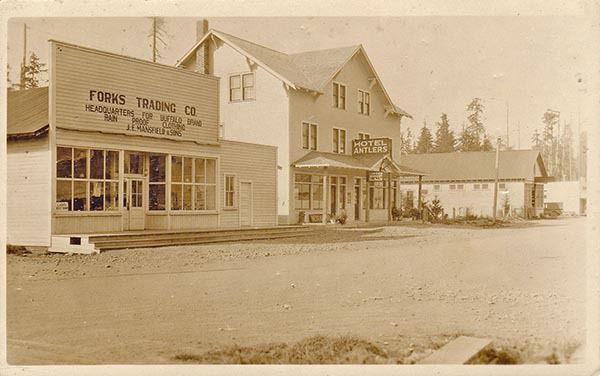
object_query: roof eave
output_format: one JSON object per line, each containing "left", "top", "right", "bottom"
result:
{"left": 7, "top": 124, "right": 49, "bottom": 141}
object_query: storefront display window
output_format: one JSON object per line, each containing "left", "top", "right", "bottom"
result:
{"left": 369, "top": 180, "right": 389, "bottom": 210}
{"left": 55, "top": 146, "right": 119, "bottom": 212}
{"left": 149, "top": 154, "right": 166, "bottom": 210}
{"left": 171, "top": 156, "right": 217, "bottom": 211}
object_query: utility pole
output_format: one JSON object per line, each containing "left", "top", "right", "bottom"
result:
{"left": 492, "top": 135, "right": 501, "bottom": 223}
{"left": 517, "top": 121, "right": 521, "bottom": 149}
{"left": 506, "top": 102, "right": 509, "bottom": 149}
{"left": 152, "top": 17, "right": 157, "bottom": 63}
{"left": 20, "top": 23, "right": 27, "bottom": 89}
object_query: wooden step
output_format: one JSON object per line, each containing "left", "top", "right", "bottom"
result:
{"left": 96, "top": 231, "right": 315, "bottom": 251}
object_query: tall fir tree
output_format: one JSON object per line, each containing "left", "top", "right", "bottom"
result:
{"left": 481, "top": 133, "right": 494, "bottom": 151}
{"left": 401, "top": 128, "right": 415, "bottom": 154}
{"left": 541, "top": 110, "right": 559, "bottom": 176}
{"left": 459, "top": 98, "right": 486, "bottom": 151}
{"left": 433, "top": 113, "right": 456, "bottom": 153}
{"left": 23, "top": 52, "right": 47, "bottom": 89}
{"left": 531, "top": 128, "right": 543, "bottom": 150}
{"left": 415, "top": 120, "right": 434, "bottom": 154}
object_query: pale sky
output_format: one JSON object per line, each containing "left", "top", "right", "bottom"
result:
{"left": 7, "top": 16, "right": 592, "bottom": 149}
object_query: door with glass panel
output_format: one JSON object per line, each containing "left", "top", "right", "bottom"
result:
{"left": 123, "top": 177, "right": 145, "bottom": 230}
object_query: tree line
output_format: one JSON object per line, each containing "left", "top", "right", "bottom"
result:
{"left": 401, "top": 97, "right": 494, "bottom": 155}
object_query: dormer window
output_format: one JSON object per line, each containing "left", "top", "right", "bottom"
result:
{"left": 358, "top": 90, "right": 370, "bottom": 115}
{"left": 333, "top": 82, "right": 346, "bottom": 110}
{"left": 229, "top": 72, "right": 255, "bottom": 102}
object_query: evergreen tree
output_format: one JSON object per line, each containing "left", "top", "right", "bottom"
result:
{"left": 401, "top": 128, "right": 415, "bottom": 155}
{"left": 541, "top": 110, "right": 559, "bottom": 176}
{"left": 481, "top": 133, "right": 494, "bottom": 151}
{"left": 531, "top": 128, "right": 543, "bottom": 150}
{"left": 433, "top": 113, "right": 456, "bottom": 153}
{"left": 23, "top": 52, "right": 47, "bottom": 89}
{"left": 462, "top": 97, "right": 485, "bottom": 151}
{"left": 415, "top": 120, "right": 434, "bottom": 154}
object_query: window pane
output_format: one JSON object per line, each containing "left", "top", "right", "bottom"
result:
{"left": 73, "top": 181, "right": 87, "bottom": 211}
{"left": 183, "top": 185, "right": 193, "bottom": 210}
{"left": 295, "top": 183, "right": 310, "bottom": 209}
{"left": 340, "top": 85, "right": 346, "bottom": 109}
{"left": 333, "top": 129, "right": 339, "bottom": 153}
{"left": 195, "top": 159, "right": 205, "bottom": 183}
{"left": 243, "top": 87, "right": 255, "bottom": 100}
{"left": 149, "top": 155, "right": 166, "bottom": 182}
{"left": 242, "top": 73, "right": 254, "bottom": 87}
{"left": 295, "top": 174, "right": 310, "bottom": 183}
{"left": 57, "top": 147, "right": 72, "bottom": 178}
{"left": 195, "top": 185, "right": 206, "bottom": 210}
{"left": 230, "top": 75, "right": 241, "bottom": 88}
{"left": 333, "top": 83, "right": 339, "bottom": 107}
{"left": 230, "top": 88, "right": 241, "bottom": 101}
{"left": 105, "top": 182, "right": 118, "bottom": 210}
{"left": 73, "top": 148, "right": 87, "bottom": 179}
{"left": 149, "top": 184, "right": 166, "bottom": 210}
{"left": 310, "top": 124, "right": 317, "bottom": 150}
{"left": 89, "top": 181, "right": 104, "bottom": 211}
{"left": 126, "top": 152, "right": 143, "bottom": 175}
{"left": 340, "top": 130, "right": 346, "bottom": 153}
{"left": 171, "top": 156, "right": 183, "bottom": 182}
{"left": 311, "top": 175, "right": 323, "bottom": 183}
{"left": 56, "top": 180, "right": 72, "bottom": 211}
{"left": 106, "top": 151, "right": 119, "bottom": 180}
{"left": 183, "top": 157, "right": 193, "bottom": 183}
{"left": 206, "top": 159, "right": 216, "bottom": 184}
{"left": 302, "top": 123, "right": 309, "bottom": 149}
{"left": 312, "top": 184, "right": 323, "bottom": 209}
{"left": 90, "top": 149, "right": 104, "bottom": 179}
{"left": 171, "top": 184, "right": 182, "bottom": 210}
{"left": 205, "top": 185, "right": 216, "bottom": 210}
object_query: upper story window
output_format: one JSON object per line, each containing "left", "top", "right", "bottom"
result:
{"left": 333, "top": 82, "right": 346, "bottom": 110}
{"left": 358, "top": 89, "right": 371, "bottom": 115}
{"left": 302, "top": 122, "right": 318, "bottom": 151}
{"left": 229, "top": 72, "right": 255, "bottom": 102}
{"left": 333, "top": 128, "right": 346, "bottom": 154}
{"left": 358, "top": 132, "right": 371, "bottom": 140}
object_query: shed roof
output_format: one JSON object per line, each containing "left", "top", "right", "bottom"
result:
{"left": 177, "top": 30, "right": 411, "bottom": 118}
{"left": 400, "top": 150, "right": 549, "bottom": 181}
{"left": 7, "top": 87, "right": 49, "bottom": 138}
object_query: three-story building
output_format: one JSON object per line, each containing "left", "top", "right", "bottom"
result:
{"left": 177, "top": 29, "right": 423, "bottom": 224}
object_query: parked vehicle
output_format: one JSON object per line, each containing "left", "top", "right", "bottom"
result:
{"left": 543, "top": 202, "right": 563, "bottom": 217}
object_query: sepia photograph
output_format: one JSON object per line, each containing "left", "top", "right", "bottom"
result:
{"left": 1, "top": 1, "right": 599, "bottom": 375}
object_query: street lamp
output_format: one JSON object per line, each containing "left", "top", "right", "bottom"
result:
{"left": 492, "top": 135, "right": 501, "bottom": 223}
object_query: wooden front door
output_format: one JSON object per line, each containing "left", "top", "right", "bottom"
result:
{"left": 124, "top": 177, "right": 145, "bottom": 230}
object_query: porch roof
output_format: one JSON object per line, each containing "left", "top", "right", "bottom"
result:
{"left": 293, "top": 151, "right": 425, "bottom": 177}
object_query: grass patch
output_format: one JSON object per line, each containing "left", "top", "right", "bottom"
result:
{"left": 173, "top": 335, "right": 391, "bottom": 364}
{"left": 6, "top": 244, "right": 31, "bottom": 256}
{"left": 467, "top": 347, "right": 521, "bottom": 364}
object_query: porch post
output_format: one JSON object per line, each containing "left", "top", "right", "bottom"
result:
{"left": 418, "top": 175, "right": 423, "bottom": 220}
{"left": 387, "top": 172, "right": 392, "bottom": 221}
{"left": 365, "top": 170, "right": 370, "bottom": 223}
{"left": 322, "top": 169, "right": 328, "bottom": 224}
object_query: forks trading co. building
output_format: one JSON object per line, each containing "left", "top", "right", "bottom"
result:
{"left": 6, "top": 41, "right": 278, "bottom": 250}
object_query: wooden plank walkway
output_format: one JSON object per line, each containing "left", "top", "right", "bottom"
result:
{"left": 417, "top": 336, "right": 492, "bottom": 364}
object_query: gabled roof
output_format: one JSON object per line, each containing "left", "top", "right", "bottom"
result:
{"left": 177, "top": 29, "right": 411, "bottom": 118}
{"left": 400, "top": 150, "right": 549, "bottom": 182}
{"left": 293, "top": 151, "right": 424, "bottom": 176}
{"left": 7, "top": 87, "right": 49, "bottom": 139}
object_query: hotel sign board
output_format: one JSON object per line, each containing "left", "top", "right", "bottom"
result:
{"left": 352, "top": 138, "right": 392, "bottom": 155}
{"left": 52, "top": 41, "right": 219, "bottom": 143}
{"left": 368, "top": 171, "right": 384, "bottom": 182}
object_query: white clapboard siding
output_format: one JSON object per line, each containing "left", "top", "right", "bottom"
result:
{"left": 7, "top": 138, "right": 51, "bottom": 246}
{"left": 219, "top": 140, "right": 278, "bottom": 228}
{"left": 54, "top": 214, "right": 122, "bottom": 234}
{"left": 53, "top": 41, "right": 219, "bottom": 145}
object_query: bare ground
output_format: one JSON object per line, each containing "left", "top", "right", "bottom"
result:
{"left": 6, "top": 217, "right": 586, "bottom": 364}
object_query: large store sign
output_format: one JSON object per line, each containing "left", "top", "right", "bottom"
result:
{"left": 52, "top": 42, "right": 219, "bottom": 143}
{"left": 352, "top": 138, "right": 392, "bottom": 155}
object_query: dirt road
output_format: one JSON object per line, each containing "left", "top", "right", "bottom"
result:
{"left": 6, "top": 217, "right": 586, "bottom": 364}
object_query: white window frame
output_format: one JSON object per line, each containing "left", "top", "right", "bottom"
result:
{"left": 169, "top": 155, "right": 217, "bottom": 212}
{"left": 229, "top": 72, "right": 255, "bottom": 102}
{"left": 333, "top": 81, "right": 346, "bottom": 110}
{"left": 474, "top": 183, "right": 481, "bottom": 190}
{"left": 302, "top": 121, "right": 318, "bottom": 151}
{"left": 224, "top": 174, "right": 237, "bottom": 209}
{"left": 358, "top": 89, "right": 371, "bottom": 115}
{"left": 332, "top": 127, "right": 347, "bottom": 154}
{"left": 433, "top": 184, "right": 441, "bottom": 191}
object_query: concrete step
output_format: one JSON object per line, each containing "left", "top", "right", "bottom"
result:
{"left": 417, "top": 336, "right": 493, "bottom": 364}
